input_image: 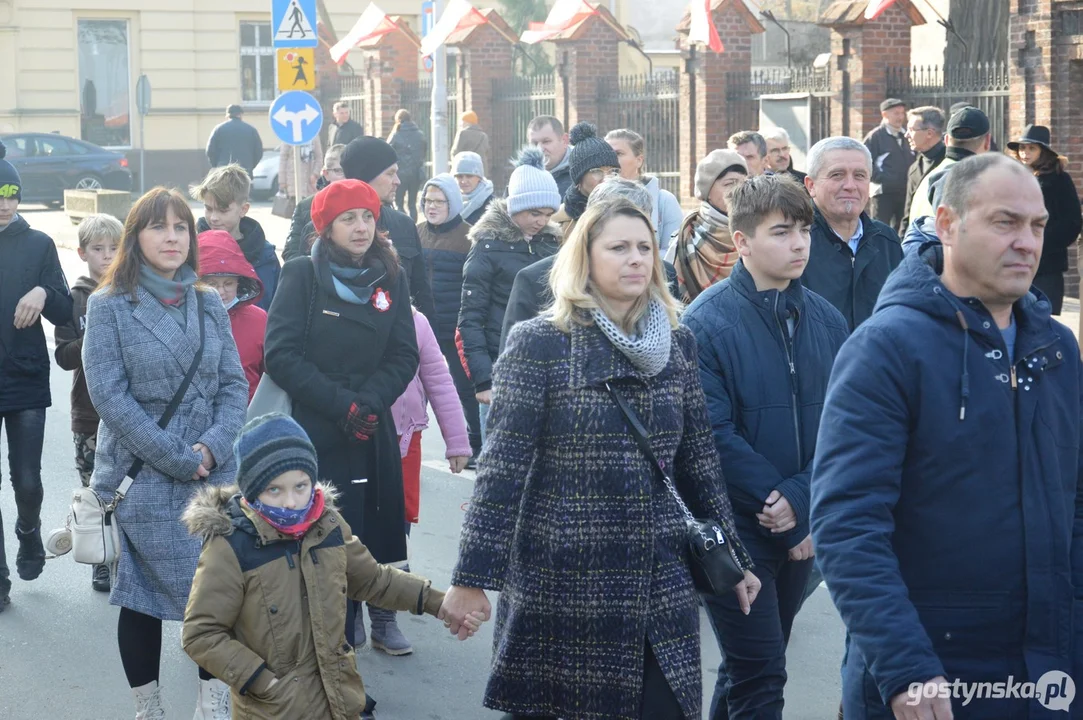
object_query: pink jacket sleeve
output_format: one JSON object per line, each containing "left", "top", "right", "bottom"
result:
{"left": 414, "top": 312, "right": 472, "bottom": 458}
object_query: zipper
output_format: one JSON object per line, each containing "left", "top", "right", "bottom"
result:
{"left": 772, "top": 294, "right": 803, "bottom": 468}
{"left": 1010, "top": 364, "right": 1017, "bottom": 390}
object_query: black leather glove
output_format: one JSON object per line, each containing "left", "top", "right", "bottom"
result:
{"left": 343, "top": 403, "right": 379, "bottom": 443}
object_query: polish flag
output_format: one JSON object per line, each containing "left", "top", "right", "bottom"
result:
{"left": 688, "top": 0, "right": 724, "bottom": 53}
{"left": 520, "top": 0, "right": 598, "bottom": 44}
{"left": 864, "top": 0, "right": 898, "bottom": 20}
{"left": 330, "top": 5, "right": 399, "bottom": 64}
{"left": 419, "top": 0, "right": 488, "bottom": 57}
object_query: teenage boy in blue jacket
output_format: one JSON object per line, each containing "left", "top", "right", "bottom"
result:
{"left": 684, "top": 174, "right": 849, "bottom": 719}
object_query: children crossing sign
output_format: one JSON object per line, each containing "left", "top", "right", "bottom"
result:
{"left": 277, "top": 48, "right": 316, "bottom": 91}
{"left": 273, "top": 0, "right": 318, "bottom": 48}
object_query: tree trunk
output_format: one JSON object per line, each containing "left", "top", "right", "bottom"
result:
{"left": 945, "top": 0, "right": 1009, "bottom": 65}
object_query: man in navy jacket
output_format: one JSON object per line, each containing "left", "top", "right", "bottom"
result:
{"left": 685, "top": 174, "right": 849, "bottom": 719}
{"left": 811, "top": 153, "right": 1083, "bottom": 718}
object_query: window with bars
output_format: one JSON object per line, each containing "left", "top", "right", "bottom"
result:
{"left": 240, "top": 22, "right": 275, "bottom": 105}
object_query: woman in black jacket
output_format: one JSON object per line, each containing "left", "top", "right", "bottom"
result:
{"left": 457, "top": 148, "right": 561, "bottom": 442}
{"left": 1009, "top": 125, "right": 1083, "bottom": 314}
{"left": 264, "top": 179, "right": 419, "bottom": 655}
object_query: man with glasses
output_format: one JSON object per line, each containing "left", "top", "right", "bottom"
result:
{"left": 761, "top": 127, "right": 806, "bottom": 184}
{"left": 901, "top": 106, "right": 947, "bottom": 236}
{"left": 282, "top": 143, "right": 347, "bottom": 260}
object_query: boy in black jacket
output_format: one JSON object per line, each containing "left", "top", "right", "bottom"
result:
{"left": 683, "top": 174, "right": 849, "bottom": 719}
{"left": 0, "top": 141, "right": 73, "bottom": 612}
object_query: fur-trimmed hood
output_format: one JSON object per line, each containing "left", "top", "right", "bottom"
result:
{"left": 467, "top": 198, "right": 560, "bottom": 246}
{"left": 182, "top": 481, "right": 340, "bottom": 542}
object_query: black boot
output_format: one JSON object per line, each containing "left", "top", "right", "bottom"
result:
{"left": 92, "top": 563, "right": 111, "bottom": 592}
{"left": 0, "top": 510, "right": 10, "bottom": 608}
{"left": 15, "top": 524, "right": 45, "bottom": 581}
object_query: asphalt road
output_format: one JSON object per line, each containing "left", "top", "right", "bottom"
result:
{"left": 0, "top": 203, "right": 851, "bottom": 719}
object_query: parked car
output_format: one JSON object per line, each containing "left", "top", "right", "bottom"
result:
{"left": 251, "top": 148, "right": 280, "bottom": 200}
{"left": 0, "top": 132, "right": 132, "bottom": 205}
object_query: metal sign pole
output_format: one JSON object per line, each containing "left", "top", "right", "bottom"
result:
{"left": 293, "top": 145, "right": 302, "bottom": 206}
{"left": 430, "top": 0, "right": 448, "bottom": 176}
{"left": 140, "top": 113, "right": 146, "bottom": 195}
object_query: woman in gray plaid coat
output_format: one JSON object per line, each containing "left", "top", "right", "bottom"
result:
{"left": 83, "top": 188, "right": 248, "bottom": 719}
{"left": 441, "top": 200, "right": 761, "bottom": 720}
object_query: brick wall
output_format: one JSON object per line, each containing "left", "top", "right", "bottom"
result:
{"left": 452, "top": 23, "right": 514, "bottom": 182}
{"left": 359, "top": 29, "right": 419, "bottom": 139}
{"left": 553, "top": 17, "right": 621, "bottom": 129}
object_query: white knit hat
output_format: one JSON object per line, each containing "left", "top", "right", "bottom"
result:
{"left": 507, "top": 147, "right": 561, "bottom": 214}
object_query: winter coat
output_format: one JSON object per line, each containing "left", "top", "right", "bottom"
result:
{"left": 863, "top": 122, "right": 914, "bottom": 197}
{"left": 329, "top": 119, "right": 365, "bottom": 148}
{"left": 901, "top": 141, "right": 946, "bottom": 237}
{"left": 388, "top": 121, "right": 427, "bottom": 182}
{"left": 803, "top": 208, "right": 902, "bottom": 330}
{"left": 381, "top": 204, "right": 436, "bottom": 322}
{"left": 283, "top": 196, "right": 315, "bottom": 262}
{"left": 908, "top": 146, "right": 976, "bottom": 224}
{"left": 457, "top": 200, "right": 560, "bottom": 392}
{"left": 181, "top": 483, "right": 445, "bottom": 720}
{"left": 418, "top": 216, "right": 472, "bottom": 345}
{"left": 811, "top": 250, "right": 1083, "bottom": 718}
{"left": 391, "top": 310, "right": 471, "bottom": 522}
{"left": 683, "top": 260, "right": 848, "bottom": 552}
{"left": 198, "top": 232, "right": 268, "bottom": 402}
{"left": 783, "top": 163, "right": 807, "bottom": 185}
{"left": 206, "top": 118, "right": 264, "bottom": 175}
{"left": 83, "top": 283, "right": 249, "bottom": 620}
{"left": 643, "top": 176, "right": 683, "bottom": 252}
{"left": 53, "top": 275, "right": 99, "bottom": 433}
{"left": 280, "top": 138, "right": 324, "bottom": 200}
{"left": 0, "top": 216, "right": 72, "bottom": 414}
{"left": 451, "top": 124, "right": 491, "bottom": 174}
{"left": 264, "top": 258, "right": 419, "bottom": 564}
{"left": 453, "top": 316, "right": 752, "bottom": 720}
{"left": 196, "top": 217, "right": 280, "bottom": 312}
{"left": 1035, "top": 169, "right": 1082, "bottom": 276}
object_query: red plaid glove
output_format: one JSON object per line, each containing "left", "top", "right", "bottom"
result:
{"left": 343, "top": 403, "right": 379, "bottom": 442}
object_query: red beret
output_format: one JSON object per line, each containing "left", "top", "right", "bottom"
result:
{"left": 310, "top": 179, "right": 382, "bottom": 235}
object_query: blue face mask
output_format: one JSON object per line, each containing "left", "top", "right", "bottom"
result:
{"left": 250, "top": 490, "right": 315, "bottom": 528}
{"left": 223, "top": 296, "right": 241, "bottom": 311}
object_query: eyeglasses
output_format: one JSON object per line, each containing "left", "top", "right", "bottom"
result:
{"left": 421, "top": 198, "right": 448, "bottom": 208}
{"left": 325, "top": 166, "right": 344, "bottom": 176}
{"left": 768, "top": 146, "right": 790, "bottom": 155}
{"left": 586, "top": 168, "right": 619, "bottom": 179}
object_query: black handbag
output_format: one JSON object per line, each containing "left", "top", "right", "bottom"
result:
{"left": 606, "top": 382, "right": 746, "bottom": 596}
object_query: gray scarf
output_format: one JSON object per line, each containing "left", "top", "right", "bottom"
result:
{"left": 461, "top": 178, "right": 494, "bottom": 220}
{"left": 139, "top": 264, "right": 197, "bottom": 328}
{"left": 590, "top": 298, "right": 672, "bottom": 377}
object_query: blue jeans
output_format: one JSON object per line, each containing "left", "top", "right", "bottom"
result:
{"left": 703, "top": 543, "right": 813, "bottom": 720}
{"left": 0, "top": 408, "right": 47, "bottom": 594}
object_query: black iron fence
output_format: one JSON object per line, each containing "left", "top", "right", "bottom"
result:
{"left": 337, "top": 74, "right": 369, "bottom": 142}
{"left": 725, "top": 65, "right": 833, "bottom": 146}
{"left": 398, "top": 66, "right": 460, "bottom": 176}
{"left": 596, "top": 71, "right": 681, "bottom": 198}
{"left": 885, "top": 62, "right": 1011, "bottom": 147}
{"left": 490, "top": 74, "right": 557, "bottom": 190}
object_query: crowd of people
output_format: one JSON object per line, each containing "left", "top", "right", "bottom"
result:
{"left": 0, "top": 92, "right": 1081, "bottom": 720}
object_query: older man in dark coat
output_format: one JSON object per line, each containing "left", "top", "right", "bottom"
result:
{"left": 206, "top": 105, "right": 264, "bottom": 176}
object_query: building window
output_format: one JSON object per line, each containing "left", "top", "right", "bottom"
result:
{"left": 240, "top": 22, "right": 275, "bottom": 104}
{"left": 78, "top": 19, "right": 131, "bottom": 147}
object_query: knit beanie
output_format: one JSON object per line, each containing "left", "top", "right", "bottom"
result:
{"left": 694, "top": 149, "right": 748, "bottom": 201}
{"left": 311, "top": 179, "right": 382, "bottom": 234}
{"left": 422, "top": 173, "right": 464, "bottom": 220}
{"left": 0, "top": 141, "right": 22, "bottom": 202}
{"left": 452, "top": 151, "right": 485, "bottom": 178}
{"left": 461, "top": 111, "right": 479, "bottom": 126}
{"left": 340, "top": 137, "right": 399, "bottom": 184}
{"left": 234, "top": 413, "right": 319, "bottom": 502}
{"left": 507, "top": 147, "right": 561, "bottom": 215}
{"left": 567, "top": 122, "right": 620, "bottom": 186}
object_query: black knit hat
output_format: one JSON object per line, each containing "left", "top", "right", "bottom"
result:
{"left": 567, "top": 122, "right": 620, "bottom": 186}
{"left": 234, "top": 413, "right": 319, "bottom": 502}
{"left": 340, "top": 137, "right": 400, "bottom": 184}
{"left": 0, "top": 141, "right": 22, "bottom": 202}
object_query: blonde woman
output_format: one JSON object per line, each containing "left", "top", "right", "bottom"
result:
{"left": 441, "top": 198, "right": 760, "bottom": 720}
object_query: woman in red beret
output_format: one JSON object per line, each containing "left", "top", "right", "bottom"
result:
{"left": 263, "top": 179, "right": 420, "bottom": 688}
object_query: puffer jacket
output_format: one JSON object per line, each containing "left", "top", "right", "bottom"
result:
{"left": 456, "top": 199, "right": 560, "bottom": 392}
{"left": 198, "top": 232, "right": 267, "bottom": 402}
{"left": 181, "top": 483, "right": 445, "bottom": 720}
{"left": 418, "top": 215, "right": 472, "bottom": 345}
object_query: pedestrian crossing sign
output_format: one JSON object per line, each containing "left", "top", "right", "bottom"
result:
{"left": 277, "top": 48, "right": 317, "bottom": 91}
{"left": 272, "top": 0, "right": 318, "bottom": 48}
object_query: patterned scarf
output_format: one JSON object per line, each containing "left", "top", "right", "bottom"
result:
{"left": 138, "top": 263, "right": 197, "bottom": 328}
{"left": 243, "top": 487, "right": 326, "bottom": 540}
{"left": 461, "top": 178, "right": 494, "bottom": 220}
{"left": 672, "top": 203, "right": 739, "bottom": 302}
{"left": 311, "top": 237, "right": 387, "bottom": 305}
{"left": 590, "top": 298, "right": 672, "bottom": 378}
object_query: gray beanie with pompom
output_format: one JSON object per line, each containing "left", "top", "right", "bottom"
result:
{"left": 507, "top": 146, "right": 561, "bottom": 214}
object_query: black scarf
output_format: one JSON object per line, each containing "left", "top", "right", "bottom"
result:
{"left": 563, "top": 185, "right": 589, "bottom": 221}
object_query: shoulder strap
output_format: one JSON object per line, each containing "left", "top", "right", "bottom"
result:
{"left": 605, "top": 382, "right": 695, "bottom": 524}
{"left": 117, "top": 292, "right": 207, "bottom": 499}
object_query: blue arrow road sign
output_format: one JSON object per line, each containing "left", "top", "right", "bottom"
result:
{"left": 272, "top": 0, "right": 318, "bottom": 48}
{"left": 269, "top": 90, "right": 323, "bottom": 145}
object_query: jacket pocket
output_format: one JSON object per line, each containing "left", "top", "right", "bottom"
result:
{"left": 910, "top": 590, "right": 1024, "bottom": 661}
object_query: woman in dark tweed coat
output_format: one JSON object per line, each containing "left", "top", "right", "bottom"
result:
{"left": 442, "top": 199, "right": 761, "bottom": 720}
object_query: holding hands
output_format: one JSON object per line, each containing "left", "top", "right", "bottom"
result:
{"left": 439, "top": 585, "right": 492, "bottom": 640}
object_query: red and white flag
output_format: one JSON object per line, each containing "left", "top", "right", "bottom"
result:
{"left": 864, "top": 0, "right": 898, "bottom": 20}
{"left": 419, "top": 0, "right": 488, "bottom": 57}
{"left": 520, "top": 0, "right": 597, "bottom": 44}
{"left": 688, "top": 0, "right": 724, "bottom": 53}
{"left": 330, "top": 5, "right": 399, "bottom": 64}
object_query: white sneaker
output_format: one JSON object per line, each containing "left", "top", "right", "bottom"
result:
{"left": 193, "top": 678, "right": 232, "bottom": 720}
{"left": 132, "top": 681, "right": 166, "bottom": 720}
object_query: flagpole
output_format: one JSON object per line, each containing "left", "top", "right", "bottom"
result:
{"left": 431, "top": 0, "right": 449, "bottom": 176}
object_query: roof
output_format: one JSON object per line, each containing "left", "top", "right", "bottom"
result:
{"left": 547, "top": 2, "right": 631, "bottom": 42}
{"left": 818, "top": 0, "right": 926, "bottom": 26}
{"left": 355, "top": 16, "right": 421, "bottom": 49}
{"left": 446, "top": 8, "right": 518, "bottom": 46}
{"left": 676, "top": 0, "right": 767, "bottom": 35}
